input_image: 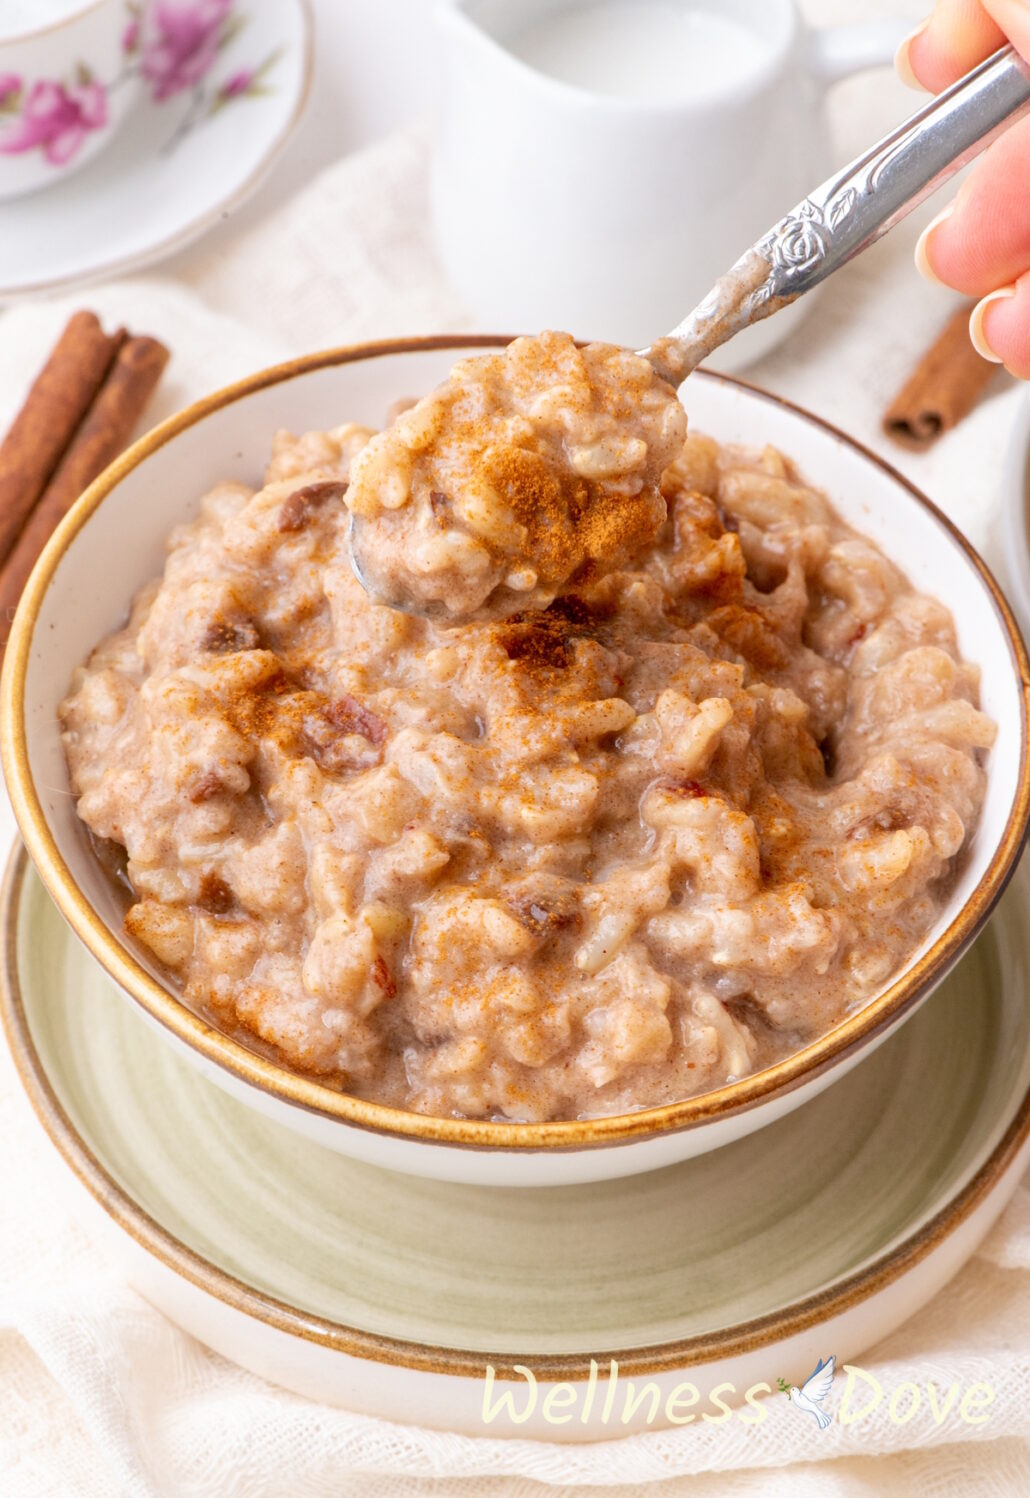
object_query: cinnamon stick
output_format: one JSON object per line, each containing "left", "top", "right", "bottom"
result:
{"left": 0, "top": 312, "right": 126, "bottom": 569}
{"left": 0, "top": 335, "right": 169, "bottom": 653}
{"left": 884, "top": 302, "right": 999, "bottom": 449}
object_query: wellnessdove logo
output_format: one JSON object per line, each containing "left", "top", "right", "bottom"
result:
{"left": 479, "top": 1356, "right": 997, "bottom": 1432}
{"left": 777, "top": 1355, "right": 836, "bottom": 1430}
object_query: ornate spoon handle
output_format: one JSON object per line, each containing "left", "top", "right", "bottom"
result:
{"left": 645, "top": 45, "right": 1030, "bottom": 384}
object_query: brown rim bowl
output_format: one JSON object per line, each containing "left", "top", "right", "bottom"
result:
{"left": 3, "top": 335, "right": 1028, "bottom": 1187}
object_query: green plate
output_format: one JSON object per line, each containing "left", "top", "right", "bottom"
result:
{"left": 5, "top": 845, "right": 1030, "bottom": 1434}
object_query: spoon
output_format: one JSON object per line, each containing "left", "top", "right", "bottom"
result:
{"left": 352, "top": 46, "right": 1030, "bottom": 617}
{"left": 643, "top": 44, "right": 1030, "bottom": 383}
{"left": 347, "top": 511, "right": 481, "bottom": 622}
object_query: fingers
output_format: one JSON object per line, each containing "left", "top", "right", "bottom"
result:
{"left": 969, "top": 275, "right": 1030, "bottom": 374}
{"left": 914, "top": 115, "right": 1030, "bottom": 295}
{"left": 896, "top": 1, "right": 1005, "bottom": 92}
{"left": 984, "top": 0, "right": 1030, "bottom": 59}
{"left": 900, "top": 2, "right": 1030, "bottom": 378}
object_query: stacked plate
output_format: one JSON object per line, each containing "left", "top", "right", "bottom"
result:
{"left": 3, "top": 340, "right": 1030, "bottom": 1438}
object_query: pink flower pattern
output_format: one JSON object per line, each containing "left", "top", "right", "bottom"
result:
{"left": 0, "top": 3, "right": 278, "bottom": 173}
{"left": 141, "top": 0, "right": 235, "bottom": 102}
{"left": 218, "top": 66, "right": 254, "bottom": 100}
{"left": 0, "top": 79, "right": 108, "bottom": 165}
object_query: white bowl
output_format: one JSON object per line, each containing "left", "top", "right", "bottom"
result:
{"left": 0, "top": 0, "right": 145, "bottom": 201}
{"left": 4, "top": 337, "right": 1029, "bottom": 1187}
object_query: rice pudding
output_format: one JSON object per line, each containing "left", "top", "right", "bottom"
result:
{"left": 60, "top": 334, "right": 994, "bottom": 1122}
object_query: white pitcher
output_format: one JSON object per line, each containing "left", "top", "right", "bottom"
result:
{"left": 430, "top": 0, "right": 907, "bottom": 368}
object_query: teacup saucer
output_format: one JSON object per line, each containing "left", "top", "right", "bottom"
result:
{"left": 0, "top": 0, "right": 312, "bottom": 297}
{"left": 3, "top": 842, "right": 1030, "bottom": 1439}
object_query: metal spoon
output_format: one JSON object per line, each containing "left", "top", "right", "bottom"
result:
{"left": 348, "top": 509, "right": 515, "bottom": 622}
{"left": 643, "top": 45, "right": 1030, "bottom": 383}
{"left": 352, "top": 46, "right": 1030, "bottom": 615}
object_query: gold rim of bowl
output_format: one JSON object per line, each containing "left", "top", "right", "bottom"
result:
{"left": 3, "top": 335, "right": 1030, "bottom": 1154}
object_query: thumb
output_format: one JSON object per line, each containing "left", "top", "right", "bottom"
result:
{"left": 902, "top": 1, "right": 1005, "bottom": 92}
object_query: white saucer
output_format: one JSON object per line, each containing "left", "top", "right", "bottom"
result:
{"left": 5, "top": 843, "right": 1030, "bottom": 1438}
{"left": 0, "top": 0, "right": 313, "bottom": 297}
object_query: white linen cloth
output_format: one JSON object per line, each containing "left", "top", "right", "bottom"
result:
{"left": 5, "top": 54, "right": 1030, "bottom": 1498}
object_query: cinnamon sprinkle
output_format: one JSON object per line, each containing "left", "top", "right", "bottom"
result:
{"left": 481, "top": 444, "right": 662, "bottom": 584}
{"left": 496, "top": 613, "right": 571, "bottom": 672}
{"left": 484, "top": 445, "right": 583, "bottom": 582}
{"left": 218, "top": 665, "right": 388, "bottom": 766}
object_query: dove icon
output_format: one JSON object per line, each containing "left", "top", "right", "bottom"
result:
{"left": 778, "top": 1356, "right": 836, "bottom": 1430}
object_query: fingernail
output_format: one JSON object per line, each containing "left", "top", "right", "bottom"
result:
{"left": 969, "top": 286, "right": 1018, "bottom": 363}
{"left": 914, "top": 203, "right": 955, "bottom": 285}
{"left": 895, "top": 21, "right": 930, "bottom": 90}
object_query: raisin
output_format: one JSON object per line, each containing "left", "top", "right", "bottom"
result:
{"left": 189, "top": 771, "right": 224, "bottom": 803}
{"left": 277, "top": 480, "right": 349, "bottom": 533}
{"left": 198, "top": 873, "right": 234, "bottom": 915}
{"left": 200, "top": 616, "right": 262, "bottom": 654}
{"left": 372, "top": 955, "right": 397, "bottom": 999}
{"left": 324, "top": 693, "right": 387, "bottom": 746}
{"left": 510, "top": 890, "right": 581, "bottom": 935}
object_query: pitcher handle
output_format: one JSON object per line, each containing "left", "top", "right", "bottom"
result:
{"left": 806, "top": 19, "right": 912, "bottom": 87}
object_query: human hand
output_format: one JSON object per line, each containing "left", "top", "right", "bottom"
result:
{"left": 897, "top": 1, "right": 1030, "bottom": 373}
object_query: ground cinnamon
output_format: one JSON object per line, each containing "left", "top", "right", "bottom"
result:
{"left": 0, "top": 311, "right": 126, "bottom": 569}
{"left": 0, "top": 333, "right": 169, "bottom": 653}
{"left": 884, "top": 302, "right": 1000, "bottom": 449}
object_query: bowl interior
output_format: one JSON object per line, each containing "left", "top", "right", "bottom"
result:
{"left": 10, "top": 344, "right": 1029, "bottom": 1115}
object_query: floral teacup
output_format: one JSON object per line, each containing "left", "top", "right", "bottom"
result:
{"left": 0, "top": 1, "right": 252, "bottom": 201}
{"left": 0, "top": 0, "right": 147, "bottom": 199}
